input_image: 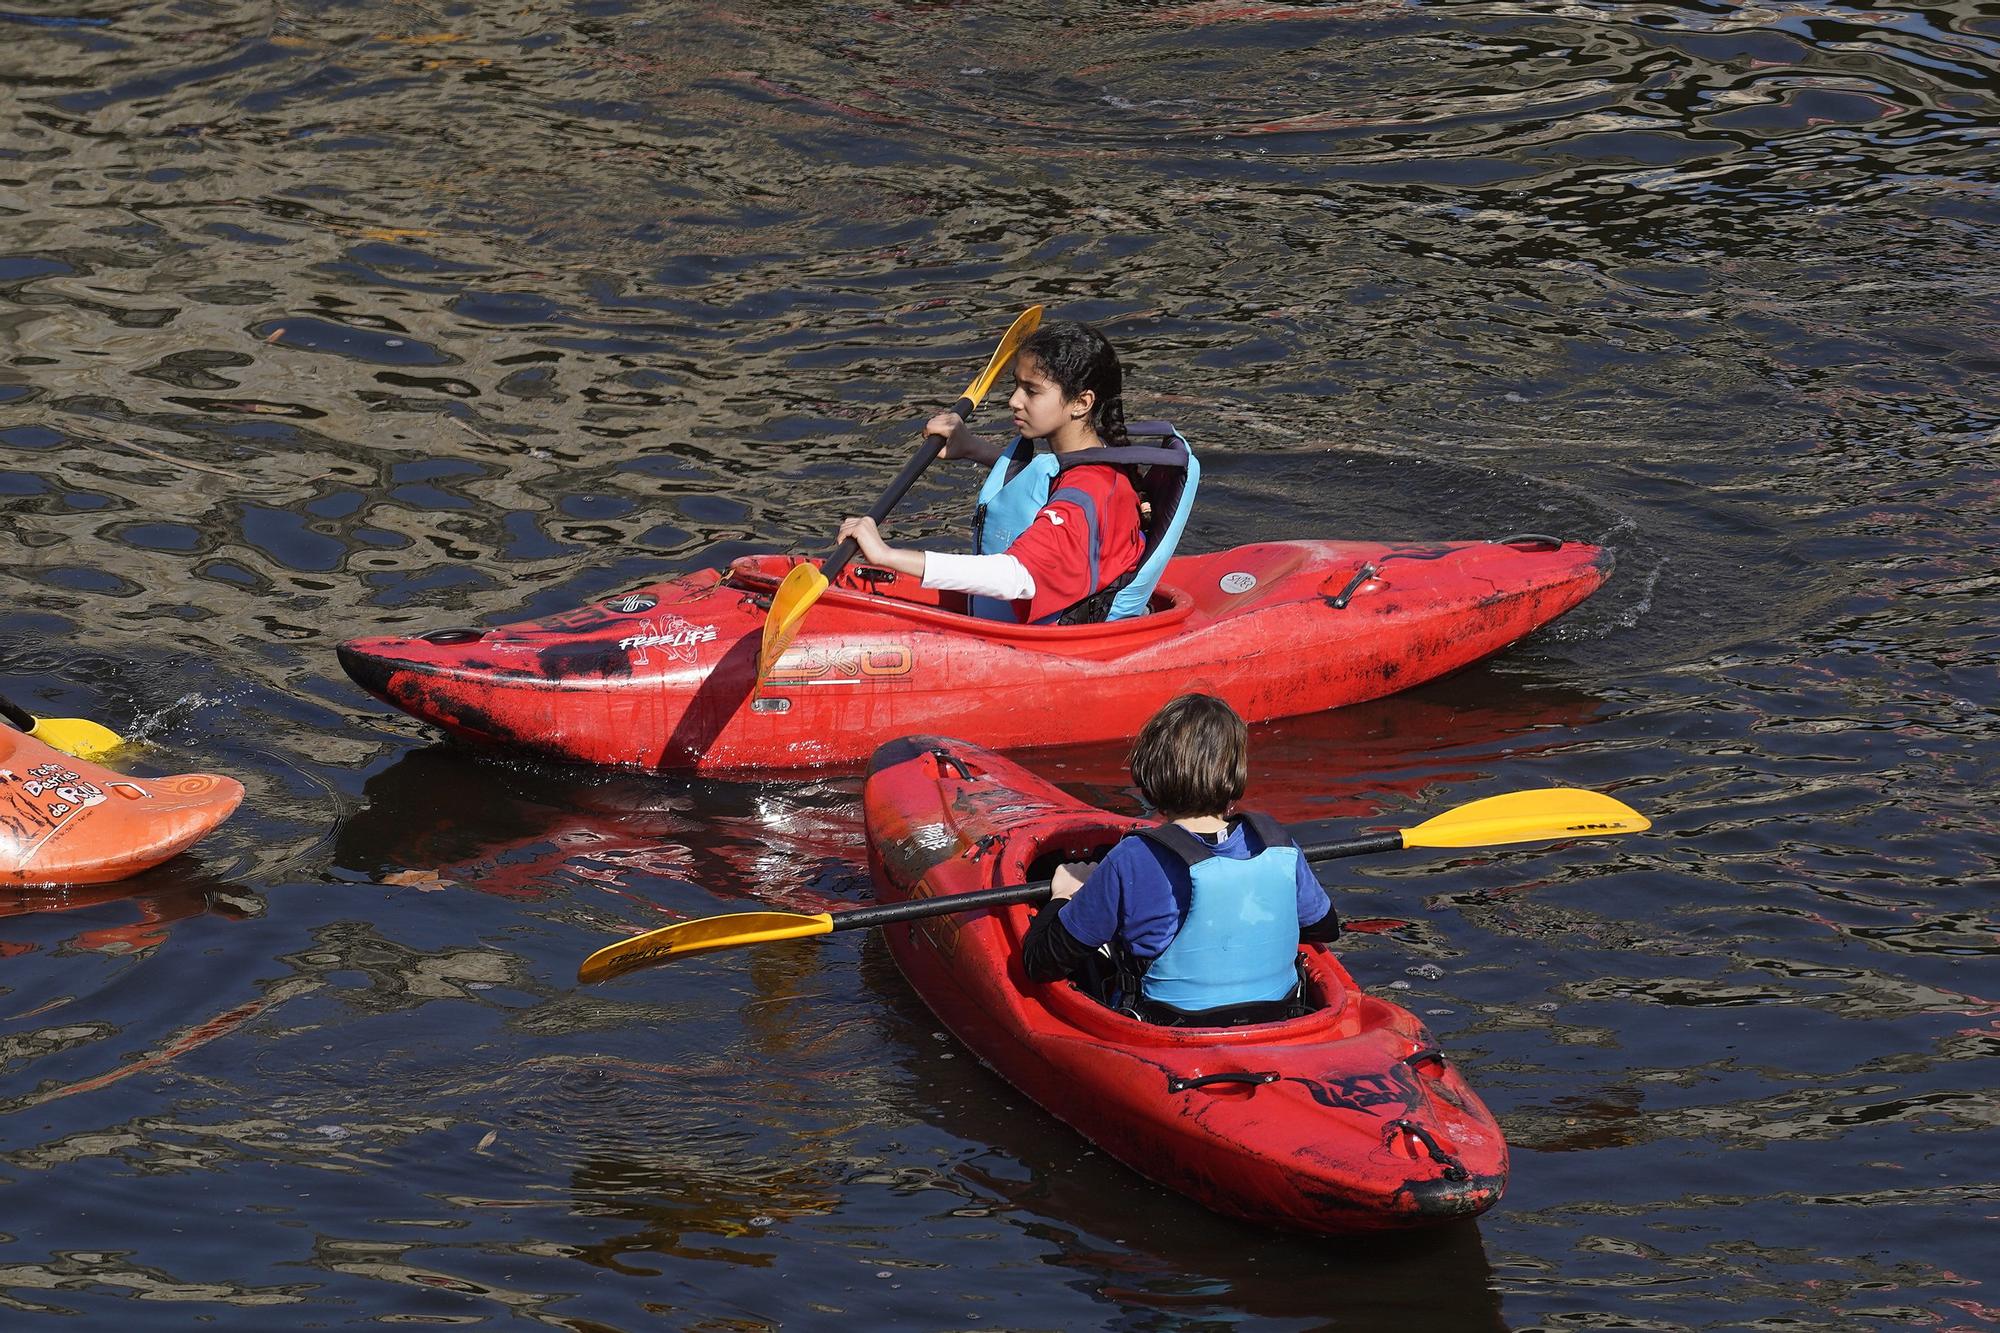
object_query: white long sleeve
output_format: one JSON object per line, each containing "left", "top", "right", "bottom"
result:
{"left": 921, "top": 551, "right": 1037, "bottom": 601}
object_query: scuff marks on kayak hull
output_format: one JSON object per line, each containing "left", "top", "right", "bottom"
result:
{"left": 339, "top": 538, "right": 1610, "bottom": 774}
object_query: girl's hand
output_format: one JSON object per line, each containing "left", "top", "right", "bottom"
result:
{"left": 838, "top": 515, "right": 893, "bottom": 565}
{"left": 925, "top": 411, "right": 969, "bottom": 456}
{"left": 1050, "top": 861, "right": 1097, "bottom": 900}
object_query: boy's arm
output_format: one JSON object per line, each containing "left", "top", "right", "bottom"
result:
{"left": 1297, "top": 857, "right": 1341, "bottom": 943}
{"left": 1023, "top": 855, "right": 1119, "bottom": 983}
{"left": 1022, "top": 904, "right": 1102, "bottom": 983}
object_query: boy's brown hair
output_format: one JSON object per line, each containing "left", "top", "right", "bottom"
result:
{"left": 1128, "top": 693, "right": 1247, "bottom": 820}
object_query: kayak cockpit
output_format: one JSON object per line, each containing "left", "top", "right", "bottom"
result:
{"left": 724, "top": 553, "right": 1198, "bottom": 641}
{"left": 984, "top": 833, "right": 1367, "bottom": 1047}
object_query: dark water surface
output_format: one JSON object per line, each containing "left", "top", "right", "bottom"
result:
{"left": 4, "top": 0, "right": 1997, "bottom": 1327}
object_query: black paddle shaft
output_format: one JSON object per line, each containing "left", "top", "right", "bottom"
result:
{"left": 819, "top": 394, "right": 975, "bottom": 583}
{"left": 825, "top": 829, "right": 1407, "bottom": 935}
{"left": 0, "top": 694, "right": 36, "bottom": 731}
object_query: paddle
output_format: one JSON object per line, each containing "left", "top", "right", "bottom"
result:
{"left": 578, "top": 786, "right": 1648, "bottom": 984}
{"left": 755, "top": 305, "right": 1044, "bottom": 688}
{"left": 0, "top": 691, "right": 125, "bottom": 760}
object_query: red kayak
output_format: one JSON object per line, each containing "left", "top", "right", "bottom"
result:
{"left": 339, "top": 535, "right": 1608, "bottom": 774}
{"left": 863, "top": 734, "right": 1508, "bottom": 1233}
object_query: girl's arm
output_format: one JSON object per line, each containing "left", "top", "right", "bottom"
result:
{"left": 921, "top": 551, "right": 1034, "bottom": 600}
{"left": 926, "top": 411, "right": 1009, "bottom": 466}
{"left": 835, "top": 519, "right": 1037, "bottom": 600}
{"left": 836, "top": 516, "right": 926, "bottom": 580}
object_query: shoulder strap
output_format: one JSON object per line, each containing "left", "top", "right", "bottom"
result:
{"left": 1055, "top": 442, "right": 1189, "bottom": 473}
{"left": 1238, "top": 811, "right": 1292, "bottom": 851}
{"left": 1136, "top": 822, "right": 1215, "bottom": 867}
{"left": 1001, "top": 435, "right": 1036, "bottom": 484}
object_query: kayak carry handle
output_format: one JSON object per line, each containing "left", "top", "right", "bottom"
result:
{"left": 1166, "top": 1070, "right": 1280, "bottom": 1093}
{"left": 930, "top": 747, "right": 976, "bottom": 781}
{"left": 1326, "top": 562, "right": 1380, "bottom": 610}
{"left": 1385, "top": 1118, "right": 1469, "bottom": 1182}
{"left": 1405, "top": 1046, "right": 1447, "bottom": 1070}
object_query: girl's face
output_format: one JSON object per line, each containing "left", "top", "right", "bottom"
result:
{"left": 1008, "top": 352, "right": 1090, "bottom": 441}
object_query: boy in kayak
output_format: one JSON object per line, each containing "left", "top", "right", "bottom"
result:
{"left": 836, "top": 320, "right": 1147, "bottom": 625}
{"left": 1022, "top": 694, "right": 1343, "bottom": 1025}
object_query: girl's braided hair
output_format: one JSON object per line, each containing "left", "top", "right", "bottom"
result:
{"left": 1019, "top": 321, "right": 1128, "bottom": 445}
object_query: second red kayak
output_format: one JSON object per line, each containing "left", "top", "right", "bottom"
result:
{"left": 863, "top": 734, "right": 1509, "bottom": 1233}
{"left": 339, "top": 535, "right": 1609, "bottom": 773}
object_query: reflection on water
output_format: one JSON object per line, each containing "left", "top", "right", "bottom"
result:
{"left": 0, "top": 867, "right": 257, "bottom": 961}
{"left": 3, "top": 0, "right": 1997, "bottom": 1327}
{"left": 334, "top": 743, "right": 869, "bottom": 921}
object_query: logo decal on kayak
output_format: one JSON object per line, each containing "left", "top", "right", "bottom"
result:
{"left": 3, "top": 761, "right": 108, "bottom": 824}
{"left": 1290, "top": 1067, "right": 1418, "bottom": 1115}
{"left": 914, "top": 914, "right": 961, "bottom": 960}
{"left": 766, "top": 643, "right": 913, "bottom": 685}
{"left": 618, "top": 614, "right": 717, "bottom": 665}
{"left": 1219, "top": 572, "right": 1257, "bottom": 594}
{"left": 604, "top": 593, "right": 658, "bottom": 614}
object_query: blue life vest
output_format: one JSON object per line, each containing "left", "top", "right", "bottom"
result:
{"left": 1134, "top": 813, "right": 1302, "bottom": 1012}
{"left": 968, "top": 421, "right": 1199, "bottom": 622}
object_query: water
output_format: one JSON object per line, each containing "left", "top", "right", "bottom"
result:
{"left": 2, "top": 0, "right": 1996, "bottom": 1326}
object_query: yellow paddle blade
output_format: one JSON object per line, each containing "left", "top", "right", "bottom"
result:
{"left": 578, "top": 910, "right": 835, "bottom": 984}
{"left": 30, "top": 716, "right": 126, "bottom": 761}
{"left": 756, "top": 561, "right": 830, "bottom": 688}
{"left": 753, "top": 305, "right": 1043, "bottom": 689}
{"left": 1400, "top": 787, "right": 1649, "bottom": 849}
{"left": 960, "top": 303, "right": 1042, "bottom": 405}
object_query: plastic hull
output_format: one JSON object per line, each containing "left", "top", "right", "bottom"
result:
{"left": 339, "top": 537, "right": 1609, "bottom": 774}
{"left": 2, "top": 728, "right": 242, "bottom": 886}
{"left": 862, "top": 735, "right": 1509, "bottom": 1234}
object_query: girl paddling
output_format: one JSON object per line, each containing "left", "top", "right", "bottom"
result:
{"left": 837, "top": 320, "right": 1146, "bottom": 625}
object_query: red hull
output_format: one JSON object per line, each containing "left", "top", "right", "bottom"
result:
{"left": 863, "top": 735, "right": 1509, "bottom": 1234}
{"left": 339, "top": 537, "right": 1608, "bottom": 774}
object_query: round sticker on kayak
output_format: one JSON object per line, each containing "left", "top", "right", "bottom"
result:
{"left": 605, "top": 593, "right": 657, "bottom": 614}
{"left": 1219, "top": 572, "right": 1257, "bottom": 594}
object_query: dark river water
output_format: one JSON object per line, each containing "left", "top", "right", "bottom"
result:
{"left": 4, "top": 0, "right": 1997, "bottom": 1327}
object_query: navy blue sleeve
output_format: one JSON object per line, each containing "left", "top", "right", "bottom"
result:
{"left": 1296, "top": 853, "right": 1332, "bottom": 927}
{"left": 1297, "top": 854, "right": 1340, "bottom": 942}
{"left": 1055, "top": 843, "right": 1129, "bottom": 949}
{"left": 1057, "top": 835, "right": 1186, "bottom": 959}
